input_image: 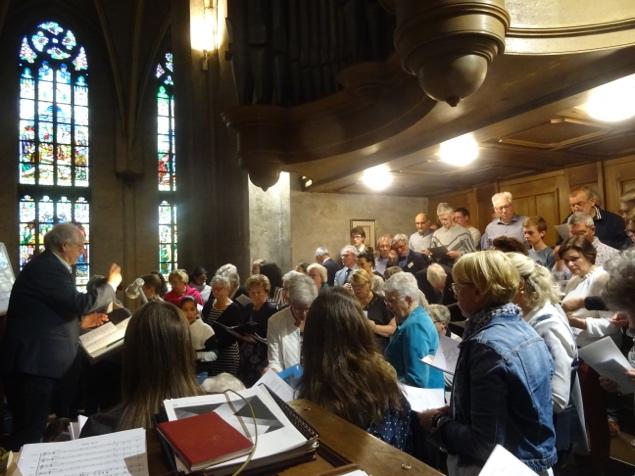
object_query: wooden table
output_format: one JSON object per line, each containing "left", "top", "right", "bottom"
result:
{"left": 147, "top": 399, "right": 442, "bottom": 475}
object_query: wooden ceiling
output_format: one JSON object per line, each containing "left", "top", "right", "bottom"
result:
{"left": 321, "top": 102, "right": 635, "bottom": 197}
{"left": 290, "top": 57, "right": 635, "bottom": 198}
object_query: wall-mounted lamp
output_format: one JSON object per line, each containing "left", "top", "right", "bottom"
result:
{"left": 190, "top": 0, "right": 225, "bottom": 71}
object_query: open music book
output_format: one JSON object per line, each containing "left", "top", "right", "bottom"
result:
{"left": 79, "top": 310, "right": 131, "bottom": 360}
{"left": 162, "top": 385, "right": 318, "bottom": 474}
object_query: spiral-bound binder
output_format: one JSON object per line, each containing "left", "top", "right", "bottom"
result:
{"left": 261, "top": 384, "right": 319, "bottom": 443}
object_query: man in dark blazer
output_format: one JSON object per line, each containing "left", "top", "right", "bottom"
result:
{"left": 392, "top": 233, "right": 429, "bottom": 275}
{"left": 1, "top": 223, "right": 122, "bottom": 450}
{"left": 315, "top": 246, "right": 340, "bottom": 287}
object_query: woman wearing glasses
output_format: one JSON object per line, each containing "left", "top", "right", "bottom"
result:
{"left": 420, "top": 250, "right": 556, "bottom": 476}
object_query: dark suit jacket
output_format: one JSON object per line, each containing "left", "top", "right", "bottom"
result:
{"left": 322, "top": 257, "right": 340, "bottom": 287}
{"left": 1, "top": 250, "right": 115, "bottom": 379}
{"left": 400, "top": 250, "right": 429, "bottom": 275}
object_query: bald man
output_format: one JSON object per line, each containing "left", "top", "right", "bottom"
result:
{"left": 409, "top": 212, "right": 434, "bottom": 252}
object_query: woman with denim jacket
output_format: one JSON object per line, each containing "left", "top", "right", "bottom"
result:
{"left": 419, "top": 250, "right": 557, "bottom": 476}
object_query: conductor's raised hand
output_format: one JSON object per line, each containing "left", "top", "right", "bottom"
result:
{"left": 107, "top": 263, "right": 123, "bottom": 290}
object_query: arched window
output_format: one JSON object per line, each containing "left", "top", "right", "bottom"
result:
{"left": 17, "top": 21, "right": 90, "bottom": 288}
{"left": 156, "top": 52, "right": 177, "bottom": 277}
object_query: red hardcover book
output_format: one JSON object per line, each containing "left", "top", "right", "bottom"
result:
{"left": 157, "top": 412, "right": 254, "bottom": 471}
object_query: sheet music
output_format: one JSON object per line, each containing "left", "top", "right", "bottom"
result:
{"left": 254, "top": 369, "right": 296, "bottom": 402}
{"left": 478, "top": 445, "right": 537, "bottom": 475}
{"left": 579, "top": 337, "right": 635, "bottom": 393}
{"left": 17, "top": 428, "right": 148, "bottom": 476}
{"left": 400, "top": 385, "right": 445, "bottom": 412}
{"left": 422, "top": 335, "right": 460, "bottom": 375}
{"left": 80, "top": 318, "right": 130, "bottom": 357}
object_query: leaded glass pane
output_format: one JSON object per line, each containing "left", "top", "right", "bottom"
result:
{"left": 20, "top": 75, "right": 35, "bottom": 99}
{"left": 38, "top": 61, "right": 53, "bottom": 81}
{"left": 20, "top": 99, "right": 34, "bottom": 120}
{"left": 20, "top": 120, "right": 35, "bottom": 140}
{"left": 39, "top": 143, "right": 54, "bottom": 164}
{"left": 38, "top": 121, "right": 53, "bottom": 141}
{"left": 19, "top": 163, "right": 36, "bottom": 184}
{"left": 58, "top": 104, "right": 71, "bottom": 123}
{"left": 57, "top": 144, "right": 71, "bottom": 164}
{"left": 57, "top": 197, "right": 72, "bottom": 222}
{"left": 57, "top": 123, "right": 71, "bottom": 144}
{"left": 39, "top": 165, "right": 54, "bottom": 185}
{"left": 75, "top": 167, "right": 88, "bottom": 187}
{"left": 74, "top": 146, "right": 88, "bottom": 166}
{"left": 56, "top": 82, "right": 71, "bottom": 104}
{"left": 58, "top": 165, "right": 72, "bottom": 186}
{"left": 74, "top": 106, "right": 88, "bottom": 125}
{"left": 39, "top": 80, "right": 53, "bottom": 101}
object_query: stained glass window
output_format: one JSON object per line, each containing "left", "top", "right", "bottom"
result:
{"left": 156, "top": 52, "right": 177, "bottom": 276}
{"left": 158, "top": 200, "right": 178, "bottom": 277}
{"left": 19, "top": 194, "right": 90, "bottom": 288}
{"left": 18, "top": 21, "right": 90, "bottom": 287}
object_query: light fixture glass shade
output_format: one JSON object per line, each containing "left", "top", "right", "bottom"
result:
{"left": 439, "top": 133, "right": 479, "bottom": 166}
{"left": 361, "top": 164, "right": 393, "bottom": 191}
{"left": 584, "top": 74, "right": 635, "bottom": 123}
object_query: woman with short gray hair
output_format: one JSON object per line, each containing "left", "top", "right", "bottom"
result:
{"left": 267, "top": 274, "right": 318, "bottom": 373}
{"left": 383, "top": 272, "right": 443, "bottom": 388}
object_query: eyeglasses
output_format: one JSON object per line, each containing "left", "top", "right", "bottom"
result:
{"left": 451, "top": 282, "right": 473, "bottom": 295}
{"left": 494, "top": 204, "right": 512, "bottom": 211}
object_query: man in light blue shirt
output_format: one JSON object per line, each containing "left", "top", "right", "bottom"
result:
{"left": 480, "top": 191, "right": 527, "bottom": 249}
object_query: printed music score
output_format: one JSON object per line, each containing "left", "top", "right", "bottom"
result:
{"left": 17, "top": 428, "right": 148, "bottom": 476}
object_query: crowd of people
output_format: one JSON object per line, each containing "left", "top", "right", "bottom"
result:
{"left": 2, "top": 186, "right": 635, "bottom": 476}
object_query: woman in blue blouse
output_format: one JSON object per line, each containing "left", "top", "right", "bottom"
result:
{"left": 298, "top": 287, "right": 412, "bottom": 451}
{"left": 383, "top": 272, "right": 444, "bottom": 389}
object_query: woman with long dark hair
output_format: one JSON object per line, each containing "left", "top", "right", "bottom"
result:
{"left": 81, "top": 301, "right": 202, "bottom": 434}
{"left": 299, "top": 288, "right": 411, "bottom": 451}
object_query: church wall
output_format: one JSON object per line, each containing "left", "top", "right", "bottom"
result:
{"left": 248, "top": 173, "right": 291, "bottom": 273}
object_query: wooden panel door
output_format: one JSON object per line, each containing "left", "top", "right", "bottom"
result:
{"left": 604, "top": 156, "right": 635, "bottom": 213}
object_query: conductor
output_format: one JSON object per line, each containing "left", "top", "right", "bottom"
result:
{"left": 1, "top": 223, "right": 123, "bottom": 450}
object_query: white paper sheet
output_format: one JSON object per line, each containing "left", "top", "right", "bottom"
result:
{"left": 478, "top": 445, "right": 537, "bottom": 476}
{"left": 253, "top": 369, "right": 296, "bottom": 402}
{"left": 400, "top": 385, "right": 445, "bottom": 412}
{"left": 578, "top": 336, "right": 635, "bottom": 393}
{"left": 422, "top": 334, "right": 460, "bottom": 375}
{"left": 17, "top": 428, "right": 148, "bottom": 476}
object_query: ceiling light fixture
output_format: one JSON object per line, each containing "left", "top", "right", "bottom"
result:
{"left": 439, "top": 132, "right": 479, "bottom": 166}
{"left": 361, "top": 164, "right": 393, "bottom": 191}
{"left": 584, "top": 73, "right": 635, "bottom": 122}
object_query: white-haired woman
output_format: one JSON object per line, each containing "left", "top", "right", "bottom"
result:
{"left": 267, "top": 273, "right": 318, "bottom": 372}
{"left": 429, "top": 202, "right": 475, "bottom": 265}
{"left": 383, "top": 272, "right": 443, "bottom": 388}
{"left": 306, "top": 263, "right": 327, "bottom": 292}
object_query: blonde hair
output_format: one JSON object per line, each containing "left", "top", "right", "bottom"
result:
{"left": 452, "top": 250, "right": 520, "bottom": 306}
{"left": 506, "top": 252, "right": 559, "bottom": 309}
{"left": 349, "top": 268, "right": 372, "bottom": 285}
{"left": 168, "top": 269, "right": 189, "bottom": 284}
{"left": 245, "top": 273, "right": 271, "bottom": 294}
